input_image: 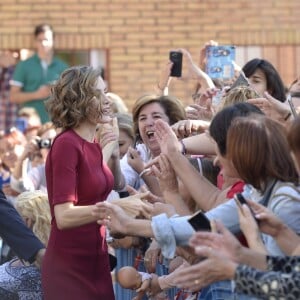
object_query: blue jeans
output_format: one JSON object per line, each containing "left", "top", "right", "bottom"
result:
{"left": 198, "top": 281, "right": 259, "bottom": 300}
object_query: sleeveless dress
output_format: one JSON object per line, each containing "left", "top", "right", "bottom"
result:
{"left": 42, "top": 129, "right": 115, "bottom": 300}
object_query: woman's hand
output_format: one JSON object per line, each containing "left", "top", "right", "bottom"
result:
{"left": 247, "top": 200, "right": 287, "bottom": 238}
{"left": 154, "top": 119, "right": 181, "bottom": 156}
{"left": 189, "top": 221, "right": 243, "bottom": 263}
{"left": 92, "top": 202, "right": 131, "bottom": 236}
{"left": 173, "top": 247, "right": 237, "bottom": 292}
{"left": 127, "top": 147, "right": 145, "bottom": 174}
{"left": 126, "top": 185, "right": 164, "bottom": 204}
{"left": 171, "top": 119, "right": 208, "bottom": 139}
{"left": 151, "top": 154, "right": 178, "bottom": 194}
{"left": 237, "top": 202, "right": 267, "bottom": 253}
{"left": 247, "top": 91, "right": 290, "bottom": 121}
{"left": 144, "top": 240, "right": 162, "bottom": 273}
{"left": 156, "top": 61, "right": 173, "bottom": 94}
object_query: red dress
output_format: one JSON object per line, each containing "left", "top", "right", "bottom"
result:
{"left": 42, "top": 129, "right": 115, "bottom": 300}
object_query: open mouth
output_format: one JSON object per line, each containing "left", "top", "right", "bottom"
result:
{"left": 146, "top": 131, "right": 155, "bottom": 139}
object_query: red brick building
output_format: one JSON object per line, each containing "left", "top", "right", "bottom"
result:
{"left": 1, "top": 0, "right": 299, "bottom": 108}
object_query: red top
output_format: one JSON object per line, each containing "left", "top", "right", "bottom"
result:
{"left": 42, "top": 129, "right": 115, "bottom": 300}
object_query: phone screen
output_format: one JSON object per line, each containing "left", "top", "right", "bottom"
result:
{"left": 169, "top": 51, "right": 183, "bottom": 77}
{"left": 188, "top": 211, "right": 211, "bottom": 231}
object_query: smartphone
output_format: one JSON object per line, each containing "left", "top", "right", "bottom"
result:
{"left": 234, "top": 193, "right": 259, "bottom": 223}
{"left": 229, "top": 72, "right": 249, "bottom": 90}
{"left": 188, "top": 210, "right": 211, "bottom": 231}
{"left": 287, "top": 94, "right": 298, "bottom": 118}
{"left": 169, "top": 51, "right": 183, "bottom": 77}
{"left": 228, "top": 71, "right": 261, "bottom": 97}
{"left": 206, "top": 45, "right": 235, "bottom": 79}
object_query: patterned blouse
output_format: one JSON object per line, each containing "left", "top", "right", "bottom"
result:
{"left": 235, "top": 255, "right": 300, "bottom": 300}
{"left": 0, "top": 257, "right": 42, "bottom": 299}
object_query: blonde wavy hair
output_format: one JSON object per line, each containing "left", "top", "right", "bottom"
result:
{"left": 15, "top": 191, "right": 51, "bottom": 246}
{"left": 219, "top": 85, "right": 260, "bottom": 111}
{"left": 46, "top": 65, "right": 103, "bottom": 129}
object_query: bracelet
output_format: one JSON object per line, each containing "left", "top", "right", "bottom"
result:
{"left": 284, "top": 112, "right": 292, "bottom": 121}
{"left": 139, "top": 168, "right": 151, "bottom": 178}
{"left": 180, "top": 139, "right": 187, "bottom": 155}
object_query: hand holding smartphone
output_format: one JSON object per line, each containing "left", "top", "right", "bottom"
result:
{"left": 234, "top": 193, "right": 259, "bottom": 223}
{"left": 188, "top": 210, "right": 211, "bottom": 231}
{"left": 169, "top": 51, "right": 183, "bottom": 77}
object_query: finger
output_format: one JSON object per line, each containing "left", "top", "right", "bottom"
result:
{"left": 246, "top": 199, "right": 265, "bottom": 213}
{"left": 151, "top": 164, "right": 162, "bottom": 178}
{"left": 264, "top": 91, "right": 279, "bottom": 103}
{"left": 210, "top": 220, "right": 217, "bottom": 233}
{"left": 144, "top": 157, "right": 160, "bottom": 169}
{"left": 194, "top": 245, "right": 213, "bottom": 258}
{"left": 126, "top": 185, "right": 138, "bottom": 195}
{"left": 214, "top": 220, "right": 228, "bottom": 235}
{"left": 158, "top": 154, "right": 169, "bottom": 173}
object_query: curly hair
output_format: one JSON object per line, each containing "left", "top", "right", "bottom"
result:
{"left": 15, "top": 190, "right": 51, "bottom": 246}
{"left": 46, "top": 66, "right": 103, "bottom": 129}
{"left": 132, "top": 94, "right": 186, "bottom": 143}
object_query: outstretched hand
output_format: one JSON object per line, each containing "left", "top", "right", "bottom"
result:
{"left": 92, "top": 202, "right": 130, "bottom": 236}
{"left": 247, "top": 91, "right": 290, "bottom": 121}
{"left": 173, "top": 246, "right": 237, "bottom": 291}
{"left": 246, "top": 200, "right": 288, "bottom": 238}
{"left": 189, "top": 220, "right": 242, "bottom": 263}
{"left": 154, "top": 119, "right": 181, "bottom": 156}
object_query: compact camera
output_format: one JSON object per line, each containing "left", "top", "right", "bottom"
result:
{"left": 37, "top": 138, "right": 52, "bottom": 149}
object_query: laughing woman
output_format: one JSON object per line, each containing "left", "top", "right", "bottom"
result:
{"left": 42, "top": 66, "right": 124, "bottom": 300}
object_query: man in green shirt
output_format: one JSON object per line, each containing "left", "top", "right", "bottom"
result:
{"left": 10, "top": 24, "right": 68, "bottom": 123}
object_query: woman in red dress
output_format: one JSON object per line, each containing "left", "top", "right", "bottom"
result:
{"left": 42, "top": 66, "right": 124, "bottom": 299}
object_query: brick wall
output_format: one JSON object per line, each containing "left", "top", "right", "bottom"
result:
{"left": 1, "top": 0, "right": 299, "bottom": 108}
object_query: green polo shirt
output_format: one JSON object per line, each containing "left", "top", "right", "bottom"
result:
{"left": 12, "top": 53, "right": 68, "bottom": 123}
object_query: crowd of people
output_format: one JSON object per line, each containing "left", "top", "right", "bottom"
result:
{"left": 0, "top": 23, "right": 300, "bottom": 300}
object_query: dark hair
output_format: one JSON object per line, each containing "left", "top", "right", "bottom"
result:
{"left": 34, "top": 24, "right": 53, "bottom": 37}
{"left": 242, "top": 58, "right": 286, "bottom": 102}
{"left": 227, "top": 115, "right": 299, "bottom": 191}
{"left": 209, "top": 102, "right": 263, "bottom": 156}
{"left": 132, "top": 94, "right": 186, "bottom": 144}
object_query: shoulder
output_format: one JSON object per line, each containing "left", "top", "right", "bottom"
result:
{"left": 51, "top": 130, "right": 83, "bottom": 156}
{"left": 13, "top": 55, "right": 38, "bottom": 76}
{"left": 272, "top": 181, "right": 300, "bottom": 198}
{"left": 18, "top": 54, "right": 39, "bottom": 67}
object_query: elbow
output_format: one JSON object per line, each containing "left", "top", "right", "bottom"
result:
{"left": 55, "top": 218, "right": 69, "bottom": 230}
{"left": 55, "top": 214, "right": 72, "bottom": 230}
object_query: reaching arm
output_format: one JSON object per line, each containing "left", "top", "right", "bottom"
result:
{"left": 54, "top": 202, "right": 105, "bottom": 230}
{"left": 0, "top": 189, "right": 45, "bottom": 263}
